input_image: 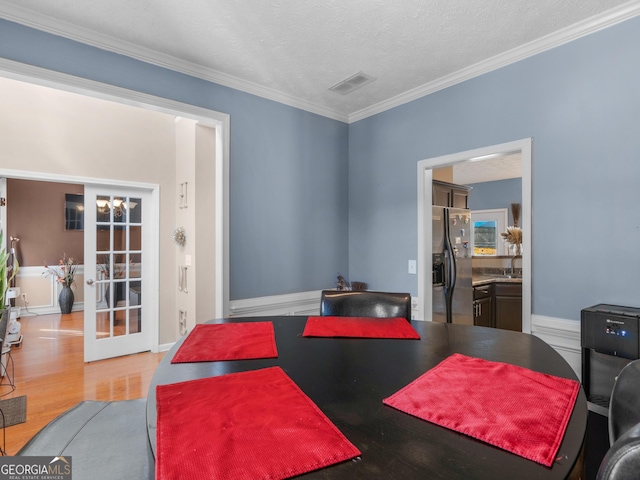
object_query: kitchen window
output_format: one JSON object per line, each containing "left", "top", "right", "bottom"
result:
{"left": 470, "top": 209, "right": 508, "bottom": 256}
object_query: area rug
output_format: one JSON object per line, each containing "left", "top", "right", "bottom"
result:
{"left": 156, "top": 366, "right": 360, "bottom": 480}
{"left": 383, "top": 353, "right": 580, "bottom": 467}
{"left": 171, "top": 322, "right": 277, "bottom": 363}
{"left": 0, "top": 395, "right": 27, "bottom": 427}
{"left": 303, "top": 316, "right": 420, "bottom": 339}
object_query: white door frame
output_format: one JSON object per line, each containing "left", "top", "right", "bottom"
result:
{"left": 417, "top": 138, "right": 532, "bottom": 332}
{"left": 0, "top": 58, "right": 231, "bottom": 343}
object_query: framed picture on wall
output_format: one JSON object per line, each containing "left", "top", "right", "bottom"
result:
{"left": 65, "top": 193, "right": 84, "bottom": 231}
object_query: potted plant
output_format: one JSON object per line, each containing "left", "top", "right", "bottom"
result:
{"left": 0, "top": 231, "right": 18, "bottom": 310}
{"left": 0, "top": 231, "right": 18, "bottom": 345}
{"left": 43, "top": 254, "right": 77, "bottom": 314}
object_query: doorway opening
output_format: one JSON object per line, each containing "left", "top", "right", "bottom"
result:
{"left": 0, "top": 60, "right": 230, "bottom": 357}
{"left": 416, "top": 138, "right": 532, "bottom": 332}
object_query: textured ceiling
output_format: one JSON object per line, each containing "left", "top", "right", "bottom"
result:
{"left": 0, "top": 0, "right": 637, "bottom": 122}
{"left": 454, "top": 153, "right": 522, "bottom": 185}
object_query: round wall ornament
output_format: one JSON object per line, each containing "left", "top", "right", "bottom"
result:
{"left": 173, "top": 227, "right": 186, "bottom": 247}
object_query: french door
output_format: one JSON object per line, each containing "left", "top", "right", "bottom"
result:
{"left": 83, "top": 185, "right": 155, "bottom": 362}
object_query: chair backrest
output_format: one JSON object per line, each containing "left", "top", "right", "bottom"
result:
{"left": 597, "top": 422, "right": 640, "bottom": 480}
{"left": 320, "top": 290, "right": 411, "bottom": 322}
{"left": 609, "top": 359, "right": 640, "bottom": 445}
{"left": 596, "top": 359, "right": 640, "bottom": 480}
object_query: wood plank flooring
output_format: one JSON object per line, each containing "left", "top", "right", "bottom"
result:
{"left": 0, "top": 311, "right": 165, "bottom": 455}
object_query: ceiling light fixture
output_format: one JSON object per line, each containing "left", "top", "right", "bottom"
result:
{"left": 96, "top": 198, "right": 137, "bottom": 218}
{"left": 468, "top": 153, "right": 502, "bottom": 162}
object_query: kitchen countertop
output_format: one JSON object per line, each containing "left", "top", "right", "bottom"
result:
{"left": 472, "top": 274, "right": 523, "bottom": 287}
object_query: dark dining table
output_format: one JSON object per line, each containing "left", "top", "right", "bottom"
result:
{"left": 146, "top": 316, "right": 587, "bottom": 479}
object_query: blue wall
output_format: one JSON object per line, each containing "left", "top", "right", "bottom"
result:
{"left": 349, "top": 16, "right": 640, "bottom": 320}
{"left": 2, "top": 15, "right": 640, "bottom": 320}
{"left": 0, "top": 18, "right": 350, "bottom": 301}
{"left": 467, "top": 178, "right": 522, "bottom": 226}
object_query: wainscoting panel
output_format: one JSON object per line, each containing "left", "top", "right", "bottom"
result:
{"left": 230, "top": 292, "right": 423, "bottom": 319}
{"left": 531, "top": 314, "right": 582, "bottom": 380}
{"left": 14, "top": 266, "right": 85, "bottom": 316}
{"left": 229, "top": 290, "right": 323, "bottom": 317}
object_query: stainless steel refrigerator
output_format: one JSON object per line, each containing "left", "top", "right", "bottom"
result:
{"left": 432, "top": 206, "right": 473, "bottom": 324}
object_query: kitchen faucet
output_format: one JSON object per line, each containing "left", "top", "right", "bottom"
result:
{"left": 511, "top": 255, "right": 521, "bottom": 276}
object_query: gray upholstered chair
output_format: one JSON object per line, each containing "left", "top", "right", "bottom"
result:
{"left": 596, "top": 359, "right": 640, "bottom": 480}
{"left": 18, "top": 400, "right": 154, "bottom": 480}
{"left": 320, "top": 290, "right": 412, "bottom": 322}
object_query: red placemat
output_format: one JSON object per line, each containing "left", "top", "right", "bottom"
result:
{"left": 156, "top": 366, "right": 361, "bottom": 480}
{"left": 383, "top": 353, "right": 580, "bottom": 467}
{"left": 171, "top": 322, "right": 277, "bottom": 363}
{"left": 303, "top": 316, "right": 420, "bottom": 339}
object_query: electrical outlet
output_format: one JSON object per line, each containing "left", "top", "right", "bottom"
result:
{"left": 21, "top": 293, "right": 28, "bottom": 304}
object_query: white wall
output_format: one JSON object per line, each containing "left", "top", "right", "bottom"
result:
{"left": 195, "top": 125, "right": 216, "bottom": 324}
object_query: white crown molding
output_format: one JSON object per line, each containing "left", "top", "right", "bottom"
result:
{"left": 349, "top": 1, "right": 640, "bottom": 123}
{"left": 0, "top": 3, "right": 349, "bottom": 123}
{"left": 1, "top": 2, "right": 639, "bottom": 124}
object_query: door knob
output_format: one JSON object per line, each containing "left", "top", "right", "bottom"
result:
{"left": 86, "top": 279, "right": 95, "bottom": 285}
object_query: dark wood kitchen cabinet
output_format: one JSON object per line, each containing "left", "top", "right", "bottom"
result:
{"left": 432, "top": 180, "right": 470, "bottom": 208}
{"left": 494, "top": 283, "right": 522, "bottom": 331}
{"left": 473, "top": 285, "right": 492, "bottom": 328}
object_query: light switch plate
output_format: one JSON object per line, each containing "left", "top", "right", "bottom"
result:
{"left": 408, "top": 259, "right": 417, "bottom": 274}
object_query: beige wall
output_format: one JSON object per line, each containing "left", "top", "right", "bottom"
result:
{"left": 175, "top": 118, "right": 197, "bottom": 333}
{"left": 195, "top": 124, "right": 216, "bottom": 324}
{"left": 0, "top": 76, "right": 178, "bottom": 345}
{"left": 7, "top": 179, "right": 84, "bottom": 266}
{"left": 174, "top": 119, "right": 217, "bottom": 332}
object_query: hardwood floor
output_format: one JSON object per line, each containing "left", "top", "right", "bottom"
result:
{"left": 0, "top": 311, "right": 165, "bottom": 455}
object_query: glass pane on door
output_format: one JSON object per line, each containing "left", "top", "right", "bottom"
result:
{"left": 94, "top": 194, "right": 143, "bottom": 340}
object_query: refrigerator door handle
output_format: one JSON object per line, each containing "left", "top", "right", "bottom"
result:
{"left": 443, "top": 209, "right": 457, "bottom": 324}
{"left": 444, "top": 210, "right": 457, "bottom": 292}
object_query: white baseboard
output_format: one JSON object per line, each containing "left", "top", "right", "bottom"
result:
{"left": 158, "top": 342, "right": 175, "bottom": 353}
{"left": 19, "top": 303, "right": 85, "bottom": 317}
{"left": 230, "top": 291, "right": 422, "bottom": 318}
{"left": 531, "top": 314, "right": 582, "bottom": 380}
{"left": 229, "top": 290, "right": 323, "bottom": 317}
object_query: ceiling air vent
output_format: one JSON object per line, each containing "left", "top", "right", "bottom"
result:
{"left": 328, "top": 71, "right": 376, "bottom": 95}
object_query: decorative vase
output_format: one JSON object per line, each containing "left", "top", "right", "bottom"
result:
{"left": 59, "top": 285, "right": 74, "bottom": 314}
{"left": 104, "top": 283, "right": 126, "bottom": 308}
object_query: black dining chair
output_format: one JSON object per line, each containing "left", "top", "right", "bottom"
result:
{"left": 320, "top": 290, "right": 412, "bottom": 322}
{"left": 596, "top": 359, "right": 640, "bottom": 480}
